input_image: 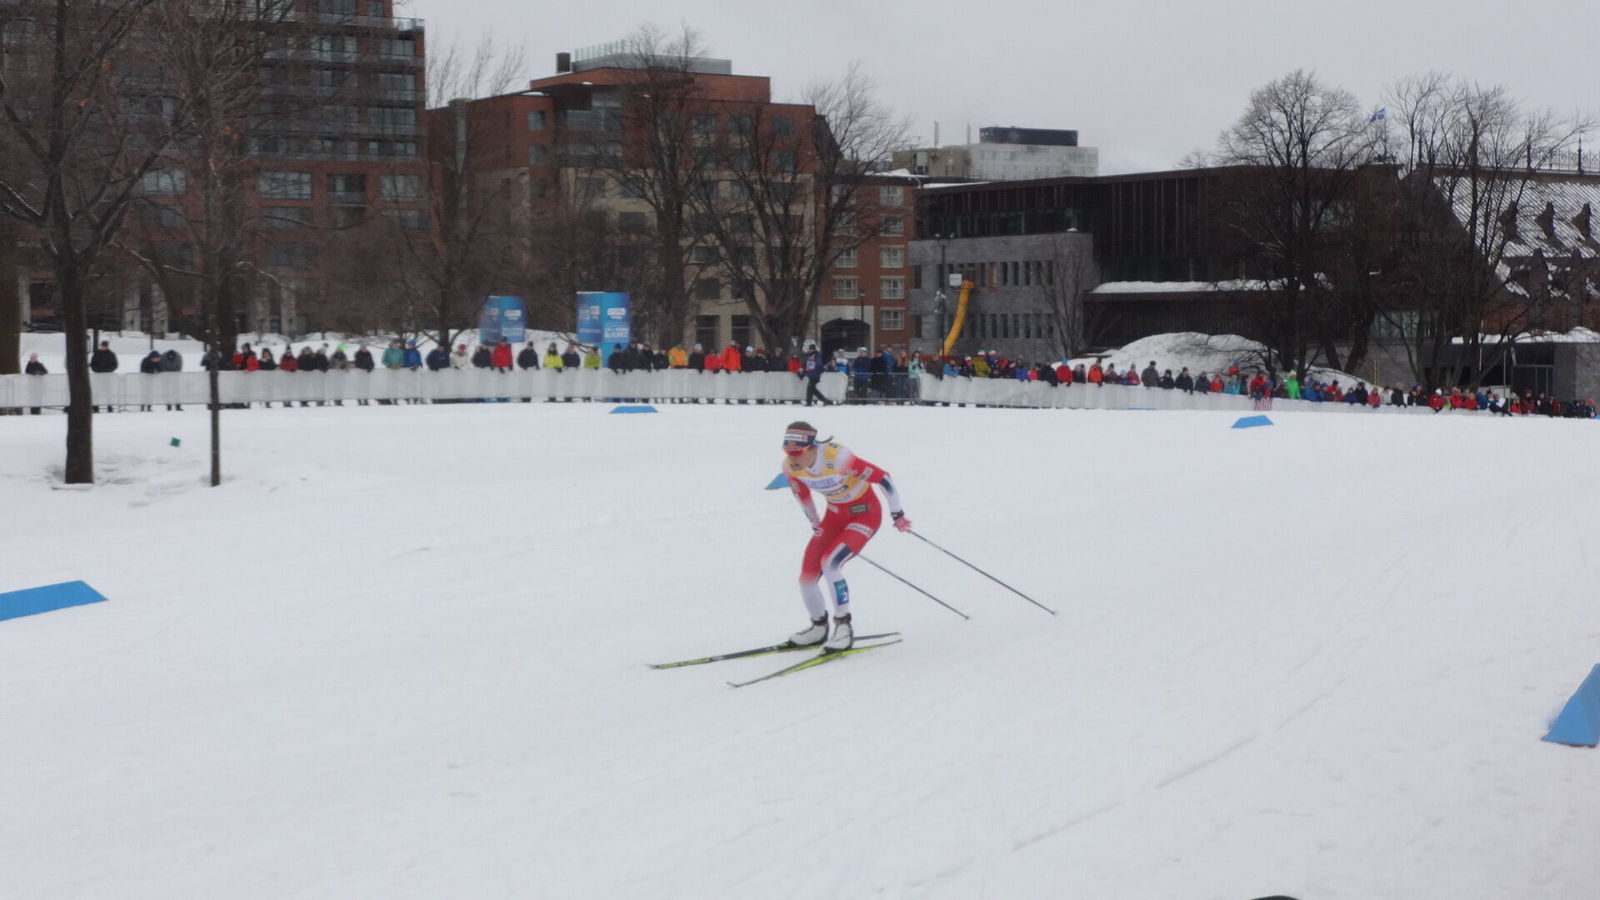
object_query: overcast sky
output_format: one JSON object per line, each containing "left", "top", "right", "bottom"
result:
{"left": 400, "top": 0, "right": 1596, "bottom": 175}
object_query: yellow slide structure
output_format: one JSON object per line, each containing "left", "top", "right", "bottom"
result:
{"left": 940, "top": 281, "right": 974, "bottom": 357}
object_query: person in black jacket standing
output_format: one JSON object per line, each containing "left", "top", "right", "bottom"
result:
{"left": 90, "top": 340, "right": 119, "bottom": 412}
{"left": 800, "top": 342, "right": 828, "bottom": 406}
{"left": 25, "top": 352, "right": 47, "bottom": 414}
{"left": 517, "top": 342, "right": 540, "bottom": 369}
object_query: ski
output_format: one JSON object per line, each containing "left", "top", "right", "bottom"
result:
{"left": 726, "top": 638, "right": 903, "bottom": 688}
{"left": 650, "top": 633, "right": 899, "bottom": 669}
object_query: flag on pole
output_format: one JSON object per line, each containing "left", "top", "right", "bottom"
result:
{"left": 1370, "top": 108, "right": 1387, "bottom": 122}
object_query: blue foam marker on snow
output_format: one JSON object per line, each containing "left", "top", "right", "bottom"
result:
{"left": 170, "top": 437, "right": 181, "bottom": 447}
{"left": 765, "top": 472, "right": 789, "bottom": 490}
{"left": 0, "top": 581, "right": 109, "bottom": 622}
{"left": 1232, "top": 414, "right": 1274, "bottom": 429}
{"left": 1543, "top": 664, "right": 1600, "bottom": 747}
{"left": 610, "top": 404, "right": 658, "bottom": 414}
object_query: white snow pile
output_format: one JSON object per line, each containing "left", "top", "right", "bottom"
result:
{"left": 3, "top": 402, "right": 1597, "bottom": 899}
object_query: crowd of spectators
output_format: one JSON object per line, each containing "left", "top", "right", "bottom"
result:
{"left": 19, "top": 340, "right": 1599, "bottom": 419}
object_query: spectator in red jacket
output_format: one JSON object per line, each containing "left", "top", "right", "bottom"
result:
{"left": 721, "top": 342, "right": 744, "bottom": 372}
{"left": 1248, "top": 373, "right": 1267, "bottom": 396}
{"left": 1088, "top": 362, "right": 1104, "bottom": 386}
{"left": 491, "top": 339, "right": 513, "bottom": 372}
{"left": 1428, "top": 390, "right": 1445, "bottom": 412}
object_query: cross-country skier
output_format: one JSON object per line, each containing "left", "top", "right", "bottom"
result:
{"left": 781, "top": 421, "right": 912, "bottom": 651}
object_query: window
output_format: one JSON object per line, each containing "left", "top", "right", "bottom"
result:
{"left": 728, "top": 149, "right": 753, "bottom": 172}
{"left": 880, "top": 215, "right": 904, "bottom": 236}
{"left": 619, "top": 211, "right": 649, "bottom": 233}
{"left": 328, "top": 206, "right": 364, "bottom": 228}
{"left": 836, "top": 247, "right": 857, "bottom": 268}
{"left": 913, "top": 316, "right": 924, "bottom": 339}
{"left": 880, "top": 309, "right": 903, "bottom": 331}
{"left": 138, "top": 169, "right": 187, "bottom": 197}
{"left": 326, "top": 173, "right": 366, "bottom": 204}
{"left": 314, "top": 68, "right": 346, "bottom": 89}
{"left": 375, "top": 72, "right": 412, "bottom": 92}
{"left": 266, "top": 243, "right": 317, "bottom": 269}
{"left": 528, "top": 110, "right": 546, "bottom": 131}
{"left": 691, "top": 245, "right": 719, "bottom": 264}
{"left": 260, "top": 171, "right": 311, "bottom": 200}
{"left": 696, "top": 315, "right": 720, "bottom": 349}
{"left": 879, "top": 277, "right": 905, "bottom": 300}
{"left": 314, "top": 34, "right": 357, "bottom": 60}
{"left": 375, "top": 36, "right": 414, "bottom": 59}
{"left": 693, "top": 114, "right": 718, "bottom": 134}
{"left": 879, "top": 186, "right": 904, "bottom": 206}
{"left": 695, "top": 278, "right": 721, "bottom": 300}
{"left": 730, "top": 115, "right": 754, "bottom": 135}
{"left": 879, "top": 246, "right": 904, "bottom": 269}
{"left": 770, "top": 150, "right": 796, "bottom": 174}
{"left": 693, "top": 146, "right": 716, "bottom": 169}
{"left": 694, "top": 179, "right": 718, "bottom": 203}
{"left": 315, "top": 0, "right": 357, "bottom": 14}
{"left": 727, "top": 180, "right": 752, "bottom": 202}
{"left": 379, "top": 174, "right": 425, "bottom": 202}
{"left": 528, "top": 144, "right": 548, "bottom": 166}
{"left": 729, "top": 214, "right": 754, "bottom": 236}
{"left": 731, "top": 315, "right": 752, "bottom": 348}
{"left": 368, "top": 106, "right": 417, "bottom": 132}
{"left": 383, "top": 209, "right": 428, "bottom": 231}
{"left": 575, "top": 177, "right": 606, "bottom": 199}
{"left": 772, "top": 117, "right": 794, "bottom": 137}
{"left": 833, "top": 277, "right": 859, "bottom": 300}
{"left": 263, "top": 206, "right": 313, "bottom": 229}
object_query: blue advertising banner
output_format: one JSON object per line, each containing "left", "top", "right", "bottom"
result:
{"left": 480, "top": 296, "right": 527, "bottom": 344}
{"left": 576, "top": 292, "right": 631, "bottom": 354}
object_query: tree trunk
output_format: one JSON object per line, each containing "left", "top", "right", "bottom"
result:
{"left": 60, "top": 267, "right": 95, "bottom": 484}
{"left": 0, "top": 223, "right": 18, "bottom": 384}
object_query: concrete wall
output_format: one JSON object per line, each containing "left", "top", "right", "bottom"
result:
{"left": 908, "top": 232, "right": 1095, "bottom": 360}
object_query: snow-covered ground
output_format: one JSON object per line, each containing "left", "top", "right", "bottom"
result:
{"left": 2, "top": 400, "right": 1597, "bottom": 899}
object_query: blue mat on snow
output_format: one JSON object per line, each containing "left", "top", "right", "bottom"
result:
{"left": 610, "top": 405, "right": 658, "bottom": 414}
{"left": 765, "top": 472, "right": 789, "bottom": 490}
{"left": 1543, "top": 664, "right": 1600, "bottom": 747}
{"left": 0, "top": 581, "right": 109, "bottom": 622}
{"left": 1232, "top": 414, "right": 1274, "bottom": 429}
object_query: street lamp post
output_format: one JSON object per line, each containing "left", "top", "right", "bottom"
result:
{"left": 934, "top": 233, "right": 950, "bottom": 350}
{"left": 858, "top": 291, "right": 870, "bottom": 351}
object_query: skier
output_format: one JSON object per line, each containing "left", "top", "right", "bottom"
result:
{"left": 780, "top": 421, "right": 912, "bottom": 651}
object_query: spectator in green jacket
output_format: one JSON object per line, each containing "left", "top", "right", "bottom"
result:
{"left": 381, "top": 340, "right": 405, "bottom": 369}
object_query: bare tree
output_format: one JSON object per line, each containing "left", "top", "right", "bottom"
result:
{"left": 1037, "top": 233, "right": 1103, "bottom": 358}
{"left": 1381, "top": 73, "right": 1594, "bottom": 389}
{"left": 563, "top": 24, "right": 715, "bottom": 346}
{"left": 352, "top": 33, "right": 529, "bottom": 350}
{"left": 1210, "top": 70, "right": 1382, "bottom": 377}
{"left": 693, "top": 62, "right": 909, "bottom": 351}
{"left": 0, "top": 0, "right": 179, "bottom": 483}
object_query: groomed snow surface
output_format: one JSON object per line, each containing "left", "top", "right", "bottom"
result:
{"left": 3, "top": 401, "right": 1597, "bottom": 899}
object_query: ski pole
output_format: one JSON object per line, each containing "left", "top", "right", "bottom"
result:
{"left": 906, "top": 530, "right": 1057, "bottom": 616}
{"left": 857, "top": 554, "right": 970, "bottom": 620}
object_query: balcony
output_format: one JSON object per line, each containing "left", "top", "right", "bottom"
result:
{"left": 313, "top": 14, "right": 425, "bottom": 32}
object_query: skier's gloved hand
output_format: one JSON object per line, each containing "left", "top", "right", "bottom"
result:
{"left": 892, "top": 511, "right": 912, "bottom": 533}
{"left": 811, "top": 523, "right": 823, "bottom": 538}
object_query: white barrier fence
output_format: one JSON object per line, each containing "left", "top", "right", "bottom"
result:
{"left": 2, "top": 369, "right": 1430, "bottom": 414}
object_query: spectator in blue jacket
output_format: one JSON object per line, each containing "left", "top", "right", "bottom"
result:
{"left": 403, "top": 341, "right": 422, "bottom": 370}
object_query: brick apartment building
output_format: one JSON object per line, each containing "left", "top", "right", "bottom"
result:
{"left": 434, "top": 45, "right": 916, "bottom": 355}
{"left": 5, "top": 0, "right": 431, "bottom": 336}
